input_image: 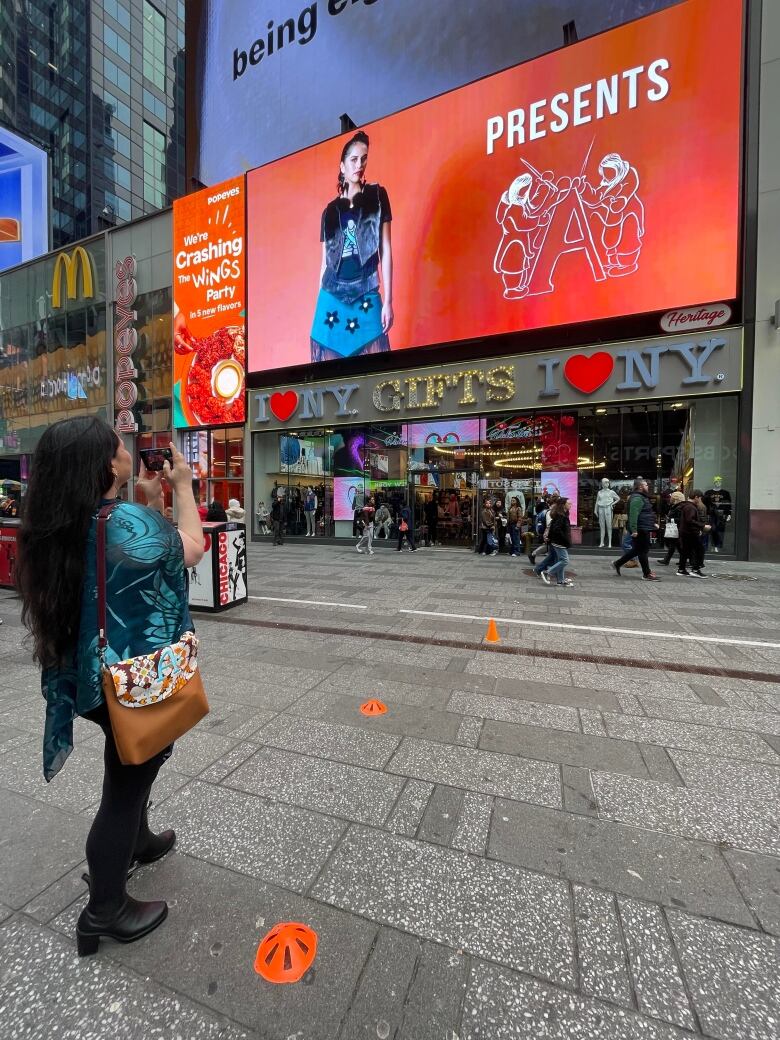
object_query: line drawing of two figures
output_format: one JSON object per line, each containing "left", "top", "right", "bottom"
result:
{"left": 494, "top": 144, "right": 644, "bottom": 300}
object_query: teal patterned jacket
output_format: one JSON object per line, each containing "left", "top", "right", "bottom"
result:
{"left": 41, "top": 501, "right": 193, "bottom": 781}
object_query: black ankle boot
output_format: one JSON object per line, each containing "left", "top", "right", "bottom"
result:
{"left": 134, "top": 828, "right": 176, "bottom": 865}
{"left": 77, "top": 896, "right": 168, "bottom": 956}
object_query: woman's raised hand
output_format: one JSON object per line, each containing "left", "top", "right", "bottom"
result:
{"left": 162, "top": 442, "right": 193, "bottom": 492}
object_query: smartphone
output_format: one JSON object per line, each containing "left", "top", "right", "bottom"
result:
{"left": 139, "top": 447, "right": 173, "bottom": 472}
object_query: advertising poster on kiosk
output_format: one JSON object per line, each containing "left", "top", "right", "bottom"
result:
{"left": 188, "top": 523, "right": 248, "bottom": 611}
{"left": 246, "top": 0, "right": 742, "bottom": 374}
{"left": 173, "top": 176, "right": 246, "bottom": 428}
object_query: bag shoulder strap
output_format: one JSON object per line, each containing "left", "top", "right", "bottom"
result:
{"left": 96, "top": 503, "right": 117, "bottom": 653}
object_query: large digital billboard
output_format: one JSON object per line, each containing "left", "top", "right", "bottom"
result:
{"left": 188, "top": 0, "right": 678, "bottom": 185}
{"left": 0, "top": 127, "right": 49, "bottom": 273}
{"left": 172, "top": 176, "right": 246, "bottom": 428}
{"left": 246, "top": 0, "right": 742, "bottom": 375}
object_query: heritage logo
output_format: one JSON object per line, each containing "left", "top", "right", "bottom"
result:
{"left": 660, "top": 303, "right": 732, "bottom": 333}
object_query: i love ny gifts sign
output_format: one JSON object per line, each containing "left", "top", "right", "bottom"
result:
{"left": 250, "top": 328, "right": 743, "bottom": 431}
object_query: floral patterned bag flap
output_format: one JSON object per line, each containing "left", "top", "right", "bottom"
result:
{"left": 106, "top": 632, "right": 199, "bottom": 709}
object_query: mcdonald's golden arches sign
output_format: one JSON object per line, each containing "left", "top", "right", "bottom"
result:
{"left": 51, "top": 246, "right": 95, "bottom": 308}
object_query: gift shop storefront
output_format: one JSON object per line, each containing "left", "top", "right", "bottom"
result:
{"left": 249, "top": 329, "right": 745, "bottom": 552}
{"left": 243, "top": 0, "right": 748, "bottom": 552}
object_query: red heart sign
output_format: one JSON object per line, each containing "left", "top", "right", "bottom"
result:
{"left": 563, "top": 352, "right": 615, "bottom": 394}
{"left": 269, "top": 390, "right": 299, "bottom": 422}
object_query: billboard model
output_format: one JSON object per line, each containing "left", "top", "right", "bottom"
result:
{"left": 0, "top": 126, "right": 49, "bottom": 273}
{"left": 172, "top": 176, "right": 246, "bottom": 428}
{"left": 246, "top": 0, "right": 742, "bottom": 374}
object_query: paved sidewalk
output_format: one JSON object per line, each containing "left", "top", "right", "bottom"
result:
{"left": 2, "top": 542, "right": 780, "bottom": 1039}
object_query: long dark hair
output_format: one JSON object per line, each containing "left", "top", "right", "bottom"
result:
{"left": 337, "top": 130, "right": 369, "bottom": 196}
{"left": 17, "top": 416, "right": 118, "bottom": 668}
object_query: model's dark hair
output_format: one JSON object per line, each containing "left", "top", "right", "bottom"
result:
{"left": 17, "top": 416, "right": 118, "bottom": 668}
{"left": 337, "top": 130, "right": 370, "bottom": 195}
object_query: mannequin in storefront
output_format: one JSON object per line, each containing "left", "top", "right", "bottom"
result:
{"left": 595, "top": 478, "right": 620, "bottom": 547}
{"left": 704, "top": 476, "right": 732, "bottom": 553}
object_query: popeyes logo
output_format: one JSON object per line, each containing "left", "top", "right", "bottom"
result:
{"left": 217, "top": 531, "right": 229, "bottom": 606}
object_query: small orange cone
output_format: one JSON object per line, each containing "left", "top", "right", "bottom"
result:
{"left": 360, "top": 698, "right": 387, "bottom": 716}
{"left": 254, "top": 922, "right": 318, "bottom": 983}
{"left": 484, "top": 618, "right": 501, "bottom": 643}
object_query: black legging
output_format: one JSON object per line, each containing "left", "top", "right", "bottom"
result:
{"left": 83, "top": 704, "right": 171, "bottom": 915}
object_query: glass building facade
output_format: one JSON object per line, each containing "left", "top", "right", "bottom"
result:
{"left": 0, "top": 0, "right": 185, "bottom": 248}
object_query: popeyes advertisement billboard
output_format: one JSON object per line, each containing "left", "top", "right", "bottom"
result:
{"left": 173, "top": 176, "right": 246, "bottom": 427}
{"left": 246, "top": 0, "right": 743, "bottom": 375}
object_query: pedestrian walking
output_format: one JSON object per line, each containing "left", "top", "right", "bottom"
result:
{"left": 529, "top": 495, "right": 557, "bottom": 566}
{"left": 546, "top": 497, "right": 574, "bottom": 587}
{"left": 303, "top": 486, "right": 318, "bottom": 537}
{"left": 533, "top": 499, "right": 560, "bottom": 581}
{"left": 507, "top": 496, "right": 523, "bottom": 557}
{"left": 612, "top": 478, "right": 660, "bottom": 580}
{"left": 356, "top": 497, "right": 375, "bottom": 555}
{"left": 656, "top": 490, "right": 685, "bottom": 566}
{"left": 16, "top": 416, "right": 205, "bottom": 955}
{"left": 271, "top": 495, "right": 286, "bottom": 545}
{"left": 396, "top": 504, "right": 416, "bottom": 551}
{"left": 677, "top": 490, "right": 711, "bottom": 577}
{"left": 477, "top": 496, "right": 497, "bottom": 556}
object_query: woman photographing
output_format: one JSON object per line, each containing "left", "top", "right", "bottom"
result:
{"left": 310, "top": 130, "right": 393, "bottom": 363}
{"left": 17, "top": 417, "right": 204, "bottom": 955}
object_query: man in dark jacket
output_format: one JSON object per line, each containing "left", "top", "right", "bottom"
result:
{"left": 677, "top": 490, "right": 711, "bottom": 577}
{"left": 612, "top": 478, "right": 659, "bottom": 580}
{"left": 270, "top": 495, "right": 286, "bottom": 546}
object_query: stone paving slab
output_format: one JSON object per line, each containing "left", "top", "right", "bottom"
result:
{"left": 312, "top": 825, "right": 577, "bottom": 986}
{"left": 253, "top": 714, "right": 401, "bottom": 768}
{"left": 489, "top": 678, "right": 625, "bottom": 712}
{"left": 338, "top": 927, "right": 420, "bottom": 1040}
{"left": 479, "top": 717, "right": 651, "bottom": 777}
{"left": 601, "top": 713, "right": 780, "bottom": 762}
{"left": 638, "top": 696, "right": 780, "bottom": 736}
{"left": 447, "top": 688, "right": 581, "bottom": 731}
{"left": 225, "top": 746, "right": 405, "bottom": 826}
{"left": 397, "top": 940, "right": 468, "bottom": 1039}
{"left": 384, "top": 779, "right": 434, "bottom": 836}
{"left": 52, "top": 853, "right": 377, "bottom": 1040}
{"left": 592, "top": 771, "right": 780, "bottom": 856}
{"left": 461, "top": 961, "right": 689, "bottom": 1039}
{"left": 668, "top": 912, "right": 780, "bottom": 1040}
{"left": 1, "top": 916, "right": 252, "bottom": 1040}
{"left": 573, "top": 885, "right": 633, "bottom": 1007}
{"left": 668, "top": 748, "right": 780, "bottom": 801}
{"left": 0, "top": 739, "right": 103, "bottom": 813}
{"left": 0, "top": 792, "right": 90, "bottom": 909}
{"left": 618, "top": 897, "right": 695, "bottom": 1030}
{"left": 722, "top": 849, "right": 780, "bottom": 936}
{"left": 488, "top": 801, "right": 755, "bottom": 925}
{"left": 452, "top": 791, "right": 494, "bottom": 856}
{"left": 387, "top": 736, "right": 562, "bottom": 807}
{"left": 159, "top": 780, "right": 345, "bottom": 892}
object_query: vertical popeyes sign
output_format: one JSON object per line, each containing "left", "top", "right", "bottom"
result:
{"left": 114, "top": 255, "right": 139, "bottom": 434}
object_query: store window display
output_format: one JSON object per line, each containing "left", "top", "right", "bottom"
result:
{"left": 595, "top": 478, "right": 620, "bottom": 547}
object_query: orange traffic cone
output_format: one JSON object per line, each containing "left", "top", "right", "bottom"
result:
{"left": 360, "top": 698, "right": 388, "bottom": 716}
{"left": 254, "top": 922, "right": 318, "bottom": 983}
{"left": 485, "top": 618, "right": 501, "bottom": 643}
